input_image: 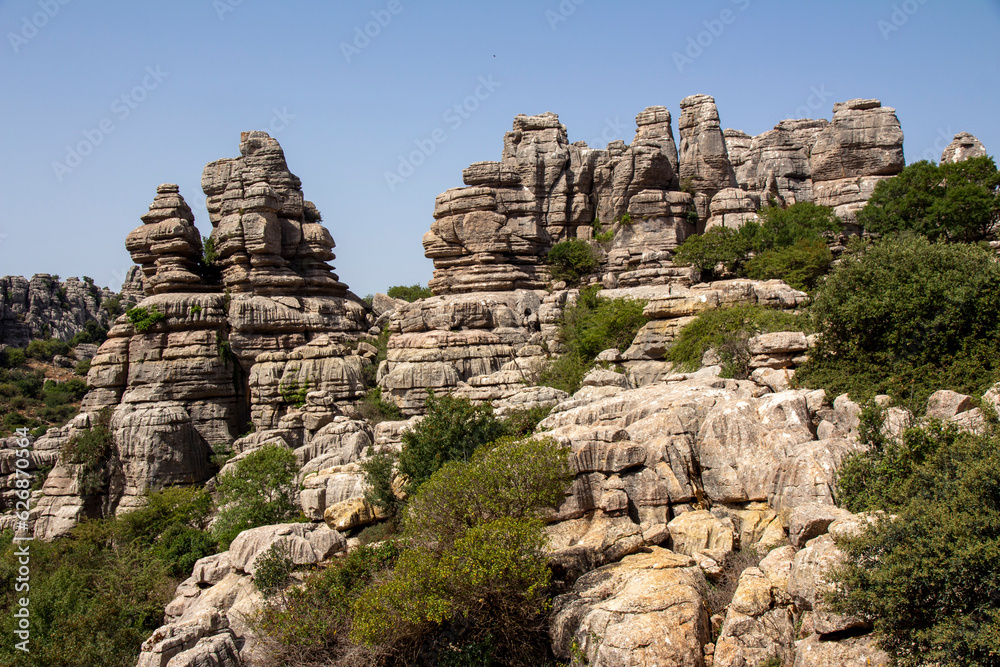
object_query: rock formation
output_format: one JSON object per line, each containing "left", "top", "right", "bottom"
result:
{"left": 29, "top": 132, "right": 375, "bottom": 532}
{"left": 678, "top": 93, "right": 738, "bottom": 222}
{"left": 940, "top": 131, "right": 988, "bottom": 163}
{"left": 0, "top": 274, "right": 118, "bottom": 347}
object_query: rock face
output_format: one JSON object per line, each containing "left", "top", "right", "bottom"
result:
{"left": 426, "top": 96, "right": 907, "bottom": 298}
{"left": 0, "top": 274, "right": 118, "bottom": 347}
{"left": 33, "top": 132, "right": 374, "bottom": 533}
{"left": 940, "top": 132, "right": 988, "bottom": 164}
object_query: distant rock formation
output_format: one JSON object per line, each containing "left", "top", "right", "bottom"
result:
{"left": 941, "top": 131, "right": 988, "bottom": 164}
{"left": 424, "top": 95, "right": 907, "bottom": 297}
{"left": 0, "top": 274, "right": 118, "bottom": 347}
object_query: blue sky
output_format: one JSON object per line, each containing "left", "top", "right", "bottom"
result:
{"left": 1, "top": 0, "right": 998, "bottom": 297}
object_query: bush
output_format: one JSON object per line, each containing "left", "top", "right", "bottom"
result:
{"left": 0, "top": 347, "right": 26, "bottom": 368}
{"left": 539, "top": 286, "right": 647, "bottom": 394}
{"left": 114, "top": 486, "right": 215, "bottom": 577}
{"left": 830, "top": 415, "right": 1000, "bottom": 665}
{"left": 126, "top": 306, "right": 166, "bottom": 333}
{"left": 857, "top": 156, "right": 1000, "bottom": 243}
{"left": 68, "top": 320, "right": 109, "bottom": 347}
{"left": 75, "top": 358, "right": 92, "bottom": 376}
{"left": 250, "top": 541, "right": 399, "bottom": 666}
{"left": 253, "top": 542, "right": 296, "bottom": 597}
{"left": 546, "top": 238, "right": 600, "bottom": 284}
{"left": 43, "top": 377, "right": 88, "bottom": 406}
{"left": 60, "top": 407, "right": 115, "bottom": 495}
{"left": 351, "top": 436, "right": 572, "bottom": 665}
{"left": 386, "top": 284, "right": 433, "bottom": 302}
{"left": 397, "top": 393, "right": 507, "bottom": 497}
{"left": 212, "top": 444, "right": 299, "bottom": 548}
{"left": 102, "top": 295, "right": 123, "bottom": 317}
{"left": 358, "top": 386, "right": 403, "bottom": 425}
{"left": 745, "top": 238, "right": 833, "bottom": 291}
{"left": 665, "top": 303, "right": 806, "bottom": 378}
{"left": 796, "top": 234, "right": 1000, "bottom": 405}
{"left": 674, "top": 202, "right": 840, "bottom": 285}
{"left": 26, "top": 338, "right": 70, "bottom": 361}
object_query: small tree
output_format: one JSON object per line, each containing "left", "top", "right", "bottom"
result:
{"left": 212, "top": 444, "right": 299, "bottom": 548}
{"left": 386, "top": 284, "right": 433, "bottom": 302}
{"left": 858, "top": 156, "right": 1000, "bottom": 243}
{"left": 546, "top": 238, "right": 600, "bottom": 284}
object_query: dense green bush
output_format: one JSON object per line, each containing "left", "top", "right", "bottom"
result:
{"left": 253, "top": 542, "right": 296, "bottom": 598}
{"left": 352, "top": 436, "right": 572, "bottom": 665}
{"left": 830, "top": 414, "right": 1000, "bottom": 665}
{"left": 212, "top": 444, "right": 300, "bottom": 548}
{"left": 0, "top": 485, "right": 219, "bottom": 667}
{"left": 857, "top": 156, "right": 1000, "bottom": 243}
{"left": 250, "top": 541, "right": 399, "bottom": 666}
{"left": 745, "top": 238, "right": 833, "bottom": 291}
{"left": 60, "top": 407, "right": 115, "bottom": 495}
{"left": 68, "top": 320, "right": 109, "bottom": 347}
{"left": 102, "top": 295, "right": 123, "bottom": 317}
{"left": 126, "top": 306, "right": 166, "bottom": 333}
{"left": 0, "top": 347, "right": 27, "bottom": 368}
{"left": 358, "top": 386, "right": 403, "bottom": 425}
{"left": 386, "top": 283, "right": 433, "bottom": 302}
{"left": 665, "top": 304, "right": 807, "bottom": 378}
{"left": 546, "top": 238, "right": 600, "bottom": 284}
{"left": 673, "top": 202, "right": 841, "bottom": 286}
{"left": 26, "top": 338, "right": 70, "bottom": 361}
{"left": 398, "top": 393, "right": 507, "bottom": 497}
{"left": 538, "top": 286, "right": 648, "bottom": 394}
{"left": 796, "top": 234, "right": 1000, "bottom": 405}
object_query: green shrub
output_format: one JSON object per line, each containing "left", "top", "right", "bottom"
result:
{"left": 830, "top": 415, "right": 1000, "bottom": 665}
{"left": 546, "top": 238, "right": 600, "bottom": 284}
{"left": 202, "top": 235, "right": 219, "bottom": 265}
{"left": 68, "top": 320, "right": 109, "bottom": 347}
{"left": 253, "top": 542, "right": 296, "bottom": 597}
{"left": 386, "top": 283, "right": 433, "bottom": 302}
{"left": 499, "top": 404, "right": 553, "bottom": 438}
{"left": 398, "top": 393, "right": 507, "bottom": 497}
{"left": 857, "top": 156, "right": 1000, "bottom": 243}
{"left": 126, "top": 306, "right": 166, "bottom": 333}
{"left": 796, "top": 234, "right": 1000, "bottom": 405}
{"left": 26, "top": 338, "right": 70, "bottom": 361}
{"left": 212, "top": 444, "right": 299, "bottom": 548}
{"left": 114, "top": 486, "right": 215, "bottom": 577}
{"left": 745, "top": 238, "right": 833, "bottom": 291}
{"left": 539, "top": 286, "right": 648, "bottom": 394}
{"left": 361, "top": 327, "right": 391, "bottom": 388}
{"left": 674, "top": 202, "right": 840, "bottom": 285}
{"left": 279, "top": 379, "right": 310, "bottom": 408}
{"left": 75, "top": 357, "right": 92, "bottom": 376}
{"left": 665, "top": 304, "right": 807, "bottom": 378}
{"left": 60, "top": 407, "right": 115, "bottom": 495}
{"left": 0, "top": 347, "right": 26, "bottom": 368}
{"left": 102, "top": 296, "right": 123, "bottom": 317}
{"left": 250, "top": 541, "right": 399, "bottom": 666}
{"left": 351, "top": 436, "right": 572, "bottom": 665}
{"left": 43, "top": 378, "right": 88, "bottom": 406}
{"left": 360, "top": 446, "right": 403, "bottom": 522}
{"left": 358, "top": 386, "right": 403, "bottom": 424}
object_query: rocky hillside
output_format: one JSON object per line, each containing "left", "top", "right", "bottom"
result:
{"left": 0, "top": 95, "right": 996, "bottom": 667}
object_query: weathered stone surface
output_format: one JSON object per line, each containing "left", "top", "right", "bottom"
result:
{"left": 323, "top": 496, "right": 384, "bottom": 532}
{"left": 925, "top": 389, "right": 973, "bottom": 420}
{"left": 668, "top": 509, "right": 734, "bottom": 558}
{"left": 788, "top": 503, "right": 853, "bottom": 548}
{"left": 0, "top": 273, "right": 119, "bottom": 347}
{"left": 126, "top": 184, "right": 206, "bottom": 295}
{"left": 793, "top": 633, "right": 889, "bottom": 667}
{"left": 940, "top": 132, "right": 988, "bottom": 164}
{"left": 789, "top": 534, "right": 867, "bottom": 636}
{"left": 679, "top": 94, "right": 737, "bottom": 225}
{"left": 228, "top": 522, "right": 346, "bottom": 576}
{"left": 714, "top": 567, "right": 796, "bottom": 667}
{"left": 550, "top": 547, "right": 710, "bottom": 667}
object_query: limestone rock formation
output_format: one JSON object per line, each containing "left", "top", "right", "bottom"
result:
{"left": 125, "top": 183, "right": 206, "bottom": 294}
{"left": 679, "top": 94, "right": 737, "bottom": 223}
{"left": 0, "top": 274, "right": 118, "bottom": 346}
{"left": 940, "top": 131, "right": 988, "bottom": 163}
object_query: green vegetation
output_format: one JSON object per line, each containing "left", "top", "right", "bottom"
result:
{"left": 858, "top": 156, "right": 1000, "bottom": 243}
{"left": 546, "top": 238, "right": 600, "bottom": 284}
{"left": 102, "top": 295, "right": 123, "bottom": 317}
{"left": 666, "top": 304, "right": 807, "bottom": 378}
{"left": 26, "top": 337, "right": 69, "bottom": 361}
{"left": 352, "top": 436, "right": 572, "bottom": 665}
{"left": 829, "top": 412, "right": 1000, "bottom": 665}
{"left": 673, "top": 202, "right": 841, "bottom": 289}
{"left": 202, "top": 235, "right": 219, "bottom": 265}
{"left": 279, "top": 379, "right": 310, "bottom": 408}
{"left": 126, "top": 305, "right": 166, "bottom": 333}
{"left": 60, "top": 407, "right": 115, "bottom": 495}
{"left": 0, "top": 485, "right": 215, "bottom": 667}
{"left": 386, "top": 284, "right": 433, "bottom": 302}
{"left": 538, "top": 286, "right": 647, "bottom": 393}
{"left": 189, "top": 304, "right": 202, "bottom": 315}
{"left": 358, "top": 386, "right": 403, "bottom": 425}
{"left": 212, "top": 443, "right": 300, "bottom": 548}
{"left": 68, "top": 320, "right": 109, "bottom": 347}
{"left": 0, "top": 363, "right": 88, "bottom": 436}
{"left": 796, "top": 234, "right": 1000, "bottom": 405}
{"left": 253, "top": 542, "right": 296, "bottom": 597}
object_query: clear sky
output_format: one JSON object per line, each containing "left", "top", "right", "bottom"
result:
{"left": 1, "top": 0, "right": 998, "bottom": 297}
